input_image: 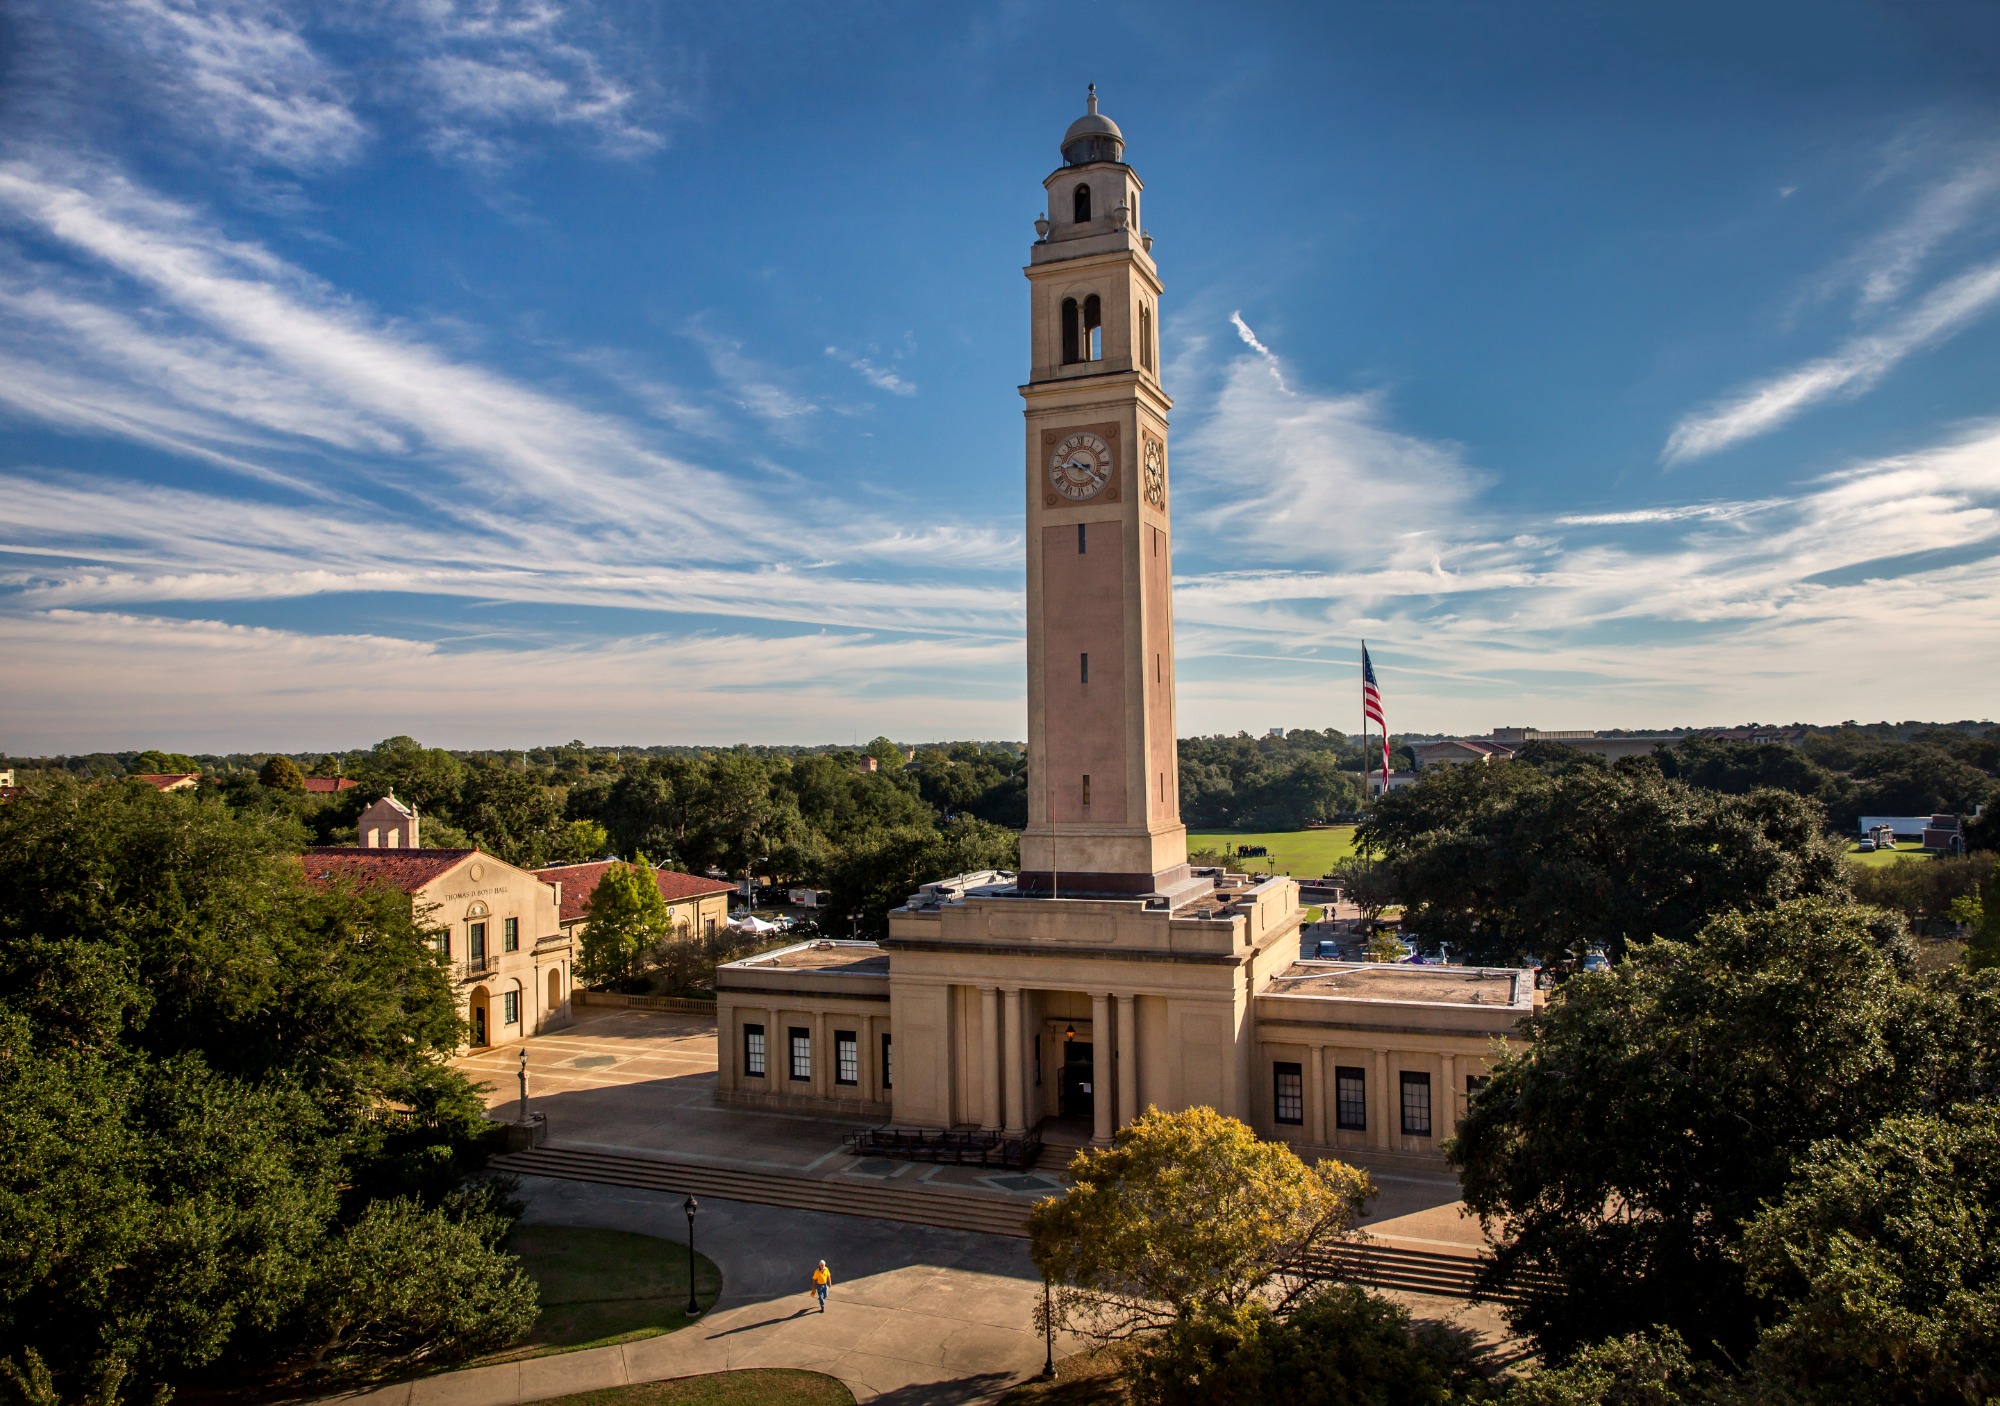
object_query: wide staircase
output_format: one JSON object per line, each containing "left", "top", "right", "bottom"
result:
{"left": 493, "top": 1144, "right": 1527, "bottom": 1304}
{"left": 491, "top": 1144, "right": 1032, "bottom": 1239}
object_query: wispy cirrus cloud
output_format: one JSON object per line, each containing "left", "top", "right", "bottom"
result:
{"left": 1665, "top": 254, "right": 2000, "bottom": 464}
{"left": 1664, "top": 155, "right": 2000, "bottom": 465}
{"left": 825, "top": 346, "right": 916, "bottom": 397}
{"left": 1164, "top": 323, "right": 2000, "bottom": 732}
{"left": 47, "top": 0, "right": 672, "bottom": 175}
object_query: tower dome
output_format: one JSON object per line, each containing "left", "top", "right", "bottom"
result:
{"left": 1061, "top": 84, "right": 1124, "bottom": 166}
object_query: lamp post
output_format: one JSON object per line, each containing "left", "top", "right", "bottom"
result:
{"left": 683, "top": 1195, "right": 700, "bottom": 1316}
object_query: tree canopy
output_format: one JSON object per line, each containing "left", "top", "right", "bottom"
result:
{"left": 1452, "top": 896, "right": 2000, "bottom": 1364}
{"left": 1358, "top": 754, "right": 1850, "bottom": 966}
{"left": 577, "top": 855, "right": 674, "bottom": 985}
{"left": 1028, "top": 1106, "right": 1372, "bottom": 1342}
{"left": 0, "top": 777, "right": 532, "bottom": 1396}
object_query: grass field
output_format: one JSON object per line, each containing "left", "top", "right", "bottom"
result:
{"left": 1846, "top": 843, "right": 1936, "bottom": 868}
{"left": 491, "top": 1225, "right": 723, "bottom": 1361}
{"left": 527, "top": 1370, "right": 855, "bottom": 1406}
{"left": 1187, "top": 826, "right": 1359, "bottom": 877}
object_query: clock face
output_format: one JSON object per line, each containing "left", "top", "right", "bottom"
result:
{"left": 1049, "top": 431, "right": 1114, "bottom": 501}
{"left": 1143, "top": 435, "right": 1166, "bottom": 509}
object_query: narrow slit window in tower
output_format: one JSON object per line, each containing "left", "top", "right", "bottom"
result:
{"left": 1080, "top": 652, "right": 1089, "bottom": 684}
{"left": 1140, "top": 304, "right": 1153, "bottom": 371}
{"left": 1073, "top": 183, "right": 1092, "bottom": 223}
{"left": 1060, "top": 297, "right": 1081, "bottom": 364}
{"left": 1084, "top": 294, "right": 1102, "bottom": 361}
{"left": 1078, "top": 522, "right": 1086, "bottom": 553}
{"left": 1082, "top": 774, "right": 1091, "bottom": 807}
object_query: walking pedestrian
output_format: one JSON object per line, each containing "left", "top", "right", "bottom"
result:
{"left": 811, "top": 1259, "right": 832, "bottom": 1312}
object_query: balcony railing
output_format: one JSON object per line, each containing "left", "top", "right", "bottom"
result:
{"left": 458, "top": 955, "right": 499, "bottom": 982}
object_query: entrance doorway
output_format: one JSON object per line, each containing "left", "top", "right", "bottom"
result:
{"left": 1059, "top": 1041, "right": 1094, "bottom": 1119}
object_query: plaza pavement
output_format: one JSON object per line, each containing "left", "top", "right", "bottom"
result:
{"left": 341, "top": 1006, "right": 1514, "bottom": 1404}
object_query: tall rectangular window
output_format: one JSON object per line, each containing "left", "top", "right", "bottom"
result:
{"left": 435, "top": 926, "right": 452, "bottom": 958}
{"left": 1082, "top": 774, "right": 1091, "bottom": 807}
{"left": 1080, "top": 652, "right": 1089, "bottom": 684}
{"left": 1400, "top": 1071, "right": 1433, "bottom": 1137}
{"left": 743, "top": 1023, "right": 766, "bottom": 1078}
{"left": 469, "top": 921, "right": 487, "bottom": 964}
{"left": 503, "top": 916, "right": 519, "bottom": 952}
{"left": 502, "top": 990, "right": 520, "bottom": 1025}
{"left": 881, "top": 1033, "right": 893, "bottom": 1090}
{"left": 789, "top": 1027, "right": 812, "bottom": 1082}
{"left": 1273, "top": 1062, "right": 1303, "bottom": 1125}
{"left": 1466, "top": 1074, "right": 1488, "bottom": 1102}
{"left": 1077, "top": 522, "right": 1087, "bottom": 553}
{"left": 835, "top": 1031, "right": 859, "bottom": 1086}
{"left": 1335, "top": 1066, "right": 1367, "bottom": 1131}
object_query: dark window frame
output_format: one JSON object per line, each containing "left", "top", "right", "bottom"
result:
{"left": 1073, "top": 182, "right": 1091, "bottom": 223}
{"left": 789, "top": 1027, "right": 812, "bottom": 1082}
{"left": 1400, "top": 1071, "right": 1433, "bottom": 1137}
{"left": 1273, "top": 1061, "right": 1304, "bottom": 1125}
{"left": 502, "top": 989, "right": 520, "bottom": 1025}
{"left": 834, "top": 1030, "right": 859, "bottom": 1086}
{"left": 881, "top": 1033, "right": 893, "bottom": 1090}
{"left": 503, "top": 916, "right": 519, "bottom": 952}
{"left": 743, "top": 1023, "right": 766, "bottom": 1078}
{"left": 1335, "top": 1066, "right": 1367, "bottom": 1131}
{"left": 1061, "top": 297, "right": 1080, "bottom": 364}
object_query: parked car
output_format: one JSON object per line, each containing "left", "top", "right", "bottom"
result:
{"left": 1856, "top": 838, "right": 1877, "bottom": 852}
{"left": 1314, "top": 939, "right": 1341, "bottom": 959}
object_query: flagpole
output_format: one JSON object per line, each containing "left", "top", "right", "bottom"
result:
{"left": 1360, "top": 639, "right": 1367, "bottom": 806}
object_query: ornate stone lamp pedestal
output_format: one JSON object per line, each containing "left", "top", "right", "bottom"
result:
{"left": 501, "top": 1047, "right": 549, "bottom": 1151}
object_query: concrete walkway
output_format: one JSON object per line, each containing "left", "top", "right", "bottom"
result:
{"left": 329, "top": 1173, "right": 1071, "bottom": 1406}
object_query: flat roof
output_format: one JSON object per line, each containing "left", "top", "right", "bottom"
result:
{"left": 721, "top": 940, "right": 889, "bottom": 977}
{"left": 1265, "top": 962, "right": 1527, "bottom": 1008}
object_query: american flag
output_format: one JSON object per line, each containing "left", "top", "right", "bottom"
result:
{"left": 1362, "top": 643, "right": 1390, "bottom": 791}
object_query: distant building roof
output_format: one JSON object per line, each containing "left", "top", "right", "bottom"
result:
{"left": 534, "top": 860, "right": 734, "bottom": 925}
{"left": 301, "top": 776, "right": 358, "bottom": 793}
{"left": 1859, "top": 816, "right": 1936, "bottom": 835}
{"left": 301, "top": 846, "right": 475, "bottom": 893}
{"left": 132, "top": 773, "right": 200, "bottom": 791}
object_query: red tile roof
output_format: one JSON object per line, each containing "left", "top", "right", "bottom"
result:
{"left": 301, "top": 776, "right": 358, "bottom": 793}
{"left": 132, "top": 773, "right": 200, "bottom": 791}
{"left": 302, "top": 846, "right": 475, "bottom": 894}
{"left": 535, "top": 860, "right": 734, "bottom": 925}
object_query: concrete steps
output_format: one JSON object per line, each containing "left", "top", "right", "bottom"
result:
{"left": 1308, "top": 1241, "right": 1536, "bottom": 1304}
{"left": 491, "top": 1145, "right": 1032, "bottom": 1239}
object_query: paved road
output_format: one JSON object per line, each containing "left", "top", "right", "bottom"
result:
{"left": 329, "top": 1173, "right": 1071, "bottom": 1406}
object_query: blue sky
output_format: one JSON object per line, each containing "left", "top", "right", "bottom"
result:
{"left": 2, "top": 0, "right": 1998, "bottom": 753}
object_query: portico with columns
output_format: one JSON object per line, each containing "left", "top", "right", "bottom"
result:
{"left": 713, "top": 92, "right": 1532, "bottom": 1166}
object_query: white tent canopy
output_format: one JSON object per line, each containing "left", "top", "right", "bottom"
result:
{"left": 729, "top": 914, "right": 783, "bottom": 935}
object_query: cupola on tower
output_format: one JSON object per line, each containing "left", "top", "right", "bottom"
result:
{"left": 1019, "top": 86, "right": 1188, "bottom": 899}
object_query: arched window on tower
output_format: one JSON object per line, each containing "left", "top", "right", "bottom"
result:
{"left": 1061, "top": 297, "right": 1080, "bottom": 365}
{"left": 1073, "top": 183, "right": 1092, "bottom": 223}
{"left": 1083, "top": 294, "right": 1102, "bottom": 361}
{"left": 1139, "top": 303, "right": 1154, "bottom": 372}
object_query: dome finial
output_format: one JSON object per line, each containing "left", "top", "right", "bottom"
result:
{"left": 1086, "top": 83, "right": 1098, "bottom": 115}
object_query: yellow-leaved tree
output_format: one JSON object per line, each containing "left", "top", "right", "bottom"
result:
{"left": 1027, "top": 1105, "right": 1373, "bottom": 1342}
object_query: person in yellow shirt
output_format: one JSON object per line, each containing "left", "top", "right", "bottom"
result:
{"left": 811, "top": 1259, "right": 832, "bottom": 1312}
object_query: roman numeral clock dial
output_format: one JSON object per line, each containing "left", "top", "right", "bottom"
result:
{"left": 1048, "top": 431, "right": 1114, "bottom": 502}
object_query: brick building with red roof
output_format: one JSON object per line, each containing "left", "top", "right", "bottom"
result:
{"left": 535, "top": 860, "right": 734, "bottom": 946}
{"left": 304, "top": 845, "right": 573, "bottom": 1049}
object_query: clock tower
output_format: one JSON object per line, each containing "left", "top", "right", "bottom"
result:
{"left": 1019, "top": 88, "right": 1189, "bottom": 899}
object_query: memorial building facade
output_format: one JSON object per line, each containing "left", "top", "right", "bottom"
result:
{"left": 716, "top": 93, "right": 1531, "bottom": 1165}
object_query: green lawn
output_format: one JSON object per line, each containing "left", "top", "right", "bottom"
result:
{"left": 1187, "top": 826, "right": 1359, "bottom": 878}
{"left": 1846, "top": 843, "right": 1935, "bottom": 868}
{"left": 527, "top": 1370, "right": 854, "bottom": 1406}
{"left": 490, "top": 1225, "right": 724, "bottom": 1361}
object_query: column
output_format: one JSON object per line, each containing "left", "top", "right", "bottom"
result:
{"left": 1003, "top": 988, "right": 1026, "bottom": 1135}
{"left": 1440, "top": 1053, "right": 1458, "bottom": 1141}
{"left": 1307, "top": 1045, "right": 1327, "bottom": 1147}
{"left": 1372, "top": 1047, "right": 1392, "bottom": 1150}
{"left": 979, "top": 986, "right": 1002, "bottom": 1130}
{"left": 1091, "top": 992, "right": 1113, "bottom": 1146}
{"left": 815, "top": 1011, "right": 831, "bottom": 1101}
{"left": 1115, "top": 993, "right": 1138, "bottom": 1130}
